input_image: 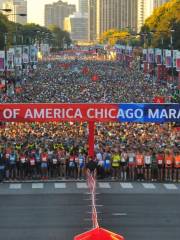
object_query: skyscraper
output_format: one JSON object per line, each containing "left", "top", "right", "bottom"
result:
{"left": 96, "top": 0, "right": 119, "bottom": 39}
{"left": 44, "top": 0, "right": 76, "bottom": 29}
{"left": 64, "top": 12, "right": 88, "bottom": 41}
{"left": 79, "top": 0, "right": 88, "bottom": 14}
{"left": 88, "top": 0, "right": 171, "bottom": 41}
{"left": 0, "top": 0, "right": 4, "bottom": 9}
{"left": 2, "top": 0, "right": 27, "bottom": 24}
{"left": 154, "top": 0, "right": 170, "bottom": 8}
{"left": 88, "top": 0, "right": 97, "bottom": 41}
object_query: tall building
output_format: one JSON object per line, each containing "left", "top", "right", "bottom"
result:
{"left": 64, "top": 12, "right": 88, "bottom": 41}
{"left": 79, "top": 0, "right": 88, "bottom": 13}
{"left": 96, "top": 0, "right": 119, "bottom": 40}
{"left": 88, "top": 0, "right": 97, "bottom": 41}
{"left": 0, "top": 0, "right": 4, "bottom": 9}
{"left": 117, "top": 0, "right": 138, "bottom": 32}
{"left": 88, "top": 0, "right": 170, "bottom": 41}
{"left": 44, "top": 0, "right": 76, "bottom": 29}
{"left": 137, "top": 0, "right": 170, "bottom": 32}
{"left": 154, "top": 0, "right": 170, "bottom": 8}
{"left": 2, "top": 0, "right": 27, "bottom": 24}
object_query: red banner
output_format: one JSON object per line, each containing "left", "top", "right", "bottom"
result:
{"left": 0, "top": 103, "right": 118, "bottom": 122}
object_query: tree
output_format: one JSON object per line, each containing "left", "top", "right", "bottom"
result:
{"left": 99, "top": 29, "right": 130, "bottom": 46}
{"left": 141, "top": 0, "right": 180, "bottom": 49}
{"left": 0, "top": 15, "right": 71, "bottom": 50}
{"left": 48, "top": 25, "right": 71, "bottom": 50}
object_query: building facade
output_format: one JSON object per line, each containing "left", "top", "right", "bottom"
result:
{"left": 79, "top": 0, "right": 88, "bottom": 14}
{"left": 2, "top": 0, "right": 27, "bottom": 24}
{"left": 88, "top": 0, "right": 97, "bottom": 41}
{"left": 88, "top": 0, "right": 170, "bottom": 41}
{"left": 44, "top": 0, "right": 76, "bottom": 29}
{"left": 64, "top": 12, "right": 88, "bottom": 42}
{"left": 0, "top": 0, "right": 4, "bottom": 9}
{"left": 154, "top": 0, "right": 170, "bottom": 8}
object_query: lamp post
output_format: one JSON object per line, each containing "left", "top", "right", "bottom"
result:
{"left": 170, "top": 29, "right": 175, "bottom": 84}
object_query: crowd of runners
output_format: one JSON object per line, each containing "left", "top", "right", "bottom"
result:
{"left": 0, "top": 55, "right": 175, "bottom": 103}
{"left": 0, "top": 53, "right": 179, "bottom": 182}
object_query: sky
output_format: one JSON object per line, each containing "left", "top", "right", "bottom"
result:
{"left": 27, "top": 0, "right": 78, "bottom": 26}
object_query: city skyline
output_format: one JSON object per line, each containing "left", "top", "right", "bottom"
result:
{"left": 28, "top": 0, "right": 78, "bottom": 26}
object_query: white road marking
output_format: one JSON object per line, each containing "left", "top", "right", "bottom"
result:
{"left": 142, "top": 183, "right": 156, "bottom": 189}
{"left": 112, "top": 213, "right": 127, "bottom": 216}
{"left": 120, "top": 183, "right": 133, "bottom": 189}
{"left": 88, "top": 204, "right": 103, "bottom": 207}
{"left": 86, "top": 211, "right": 101, "bottom": 214}
{"left": 164, "top": 184, "right": 178, "bottom": 190}
{"left": 98, "top": 182, "right": 111, "bottom": 189}
{"left": 32, "top": 183, "right": 44, "bottom": 189}
{"left": 77, "top": 183, "right": 88, "bottom": 189}
{"left": 9, "top": 184, "right": 22, "bottom": 189}
{"left": 54, "top": 183, "right": 66, "bottom": 189}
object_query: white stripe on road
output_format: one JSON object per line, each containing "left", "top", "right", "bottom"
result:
{"left": 32, "top": 183, "right": 44, "bottom": 189}
{"left": 54, "top": 183, "right": 66, "bottom": 189}
{"left": 142, "top": 183, "right": 156, "bottom": 189}
{"left": 112, "top": 213, "right": 127, "bottom": 216}
{"left": 98, "top": 182, "right": 111, "bottom": 189}
{"left": 120, "top": 183, "right": 133, "bottom": 189}
{"left": 164, "top": 184, "right": 178, "bottom": 190}
{"left": 9, "top": 184, "right": 22, "bottom": 189}
{"left": 76, "top": 183, "right": 88, "bottom": 189}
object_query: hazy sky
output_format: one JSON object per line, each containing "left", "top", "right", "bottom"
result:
{"left": 28, "top": 0, "right": 78, "bottom": 26}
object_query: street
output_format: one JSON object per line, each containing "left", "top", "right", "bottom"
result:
{"left": 0, "top": 182, "right": 180, "bottom": 240}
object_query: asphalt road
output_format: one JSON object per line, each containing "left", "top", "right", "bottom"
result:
{"left": 0, "top": 193, "right": 180, "bottom": 240}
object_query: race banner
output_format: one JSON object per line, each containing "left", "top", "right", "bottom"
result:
{"left": 148, "top": 48, "right": 154, "bottom": 63}
{"left": 0, "top": 51, "right": 5, "bottom": 71}
{"left": 14, "top": 47, "right": 22, "bottom": 67}
{"left": 7, "top": 48, "right": 14, "bottom": 71}
{"left": 40, "top": 44, "right": 50, "bottom": 56}
{"left": 162, "top": 49, "right": 166, "bottom": 65}
{"left": 143, "top": 49, "right": 147, "bottom": 62}
{"left": 23, "top": 46, "right": 29, "bottom": 63}
{"left": 155, "top": 48, "right": 162, "bottom": 65}
{"left": 176, "top": 51, "right": 180, "bottom": 71}
{"left": 30, "top": 46, "right": 38, "bottom": 63}
{"left": 173, "top": 50, "right": 178, "bottom": 68}
{"left": 165, "top": 49, "right": 172, "bottom": 68}
{"left": 0, "top": 104, "right": 179, "bottom": 123}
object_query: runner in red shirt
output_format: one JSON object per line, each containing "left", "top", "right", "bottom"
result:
{"left": 135, "top": 151, "right": 144, "bottom": 181}
{"left": 156, "top": 151, "right": 164, "bottom": 181}
{"left": 173, "top": 152, "right": 180, "bottom": 182}
{"left": 165, "top": 151, "right": 174, "bottom": 182}
{"left": 41, "top": 150, "right": 48, "bottom": 180}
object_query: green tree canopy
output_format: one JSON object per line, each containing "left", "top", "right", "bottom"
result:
{"left": 141, "top": 0, "right": 180, "bottom": 49}
{"left": 0, "top": 15, "right": 71, "bottom": 50}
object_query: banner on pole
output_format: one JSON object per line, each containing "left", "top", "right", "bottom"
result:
{"left": 0, "top": 104, "right": 179, "bottom": 123}
{"left": 148, "top": 48, "right": 154, "bottom": 63}
{"left": 30, "top": 46, "right": 38, "bottom": 63}
{"left": 0, "top": 51, "right": 5, "bottom": 71}
{"left": 176, "top": 51, "right": 180, "bottom": 72}
{"left": 165, "top": 50, "right": 172, "bottom": 68}
{"left": 23, "top": 46, "right": 29, "bottom": 63}
{"left": 14, "top": 47, "right": 22, "bottom": 67}
{"left": 155, "top": 48, "right": 162, "bottom": 65}
{"left": 143, "top": 49, "right": 147, "bottom": 62}
{"left": 7, "top": 48, "right": 14, "bottom": 71}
